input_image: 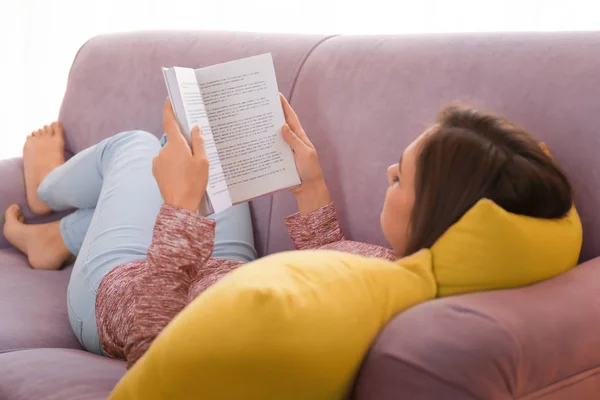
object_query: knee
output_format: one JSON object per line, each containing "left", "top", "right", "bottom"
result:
{"left": 115, "top": 130, "right": 160, "bottom": 148}
{"left": 109, "top": 130, "right": 161, "bottom": 156}
{"left": 100, "top": 130, "right": 162, "bottom": 169}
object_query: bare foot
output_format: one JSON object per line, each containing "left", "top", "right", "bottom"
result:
{"left": 3, "top": 205, "right": 72, "bottom": 270}
{"left": 23, "top": 122, "right": 65, "bottom": 215}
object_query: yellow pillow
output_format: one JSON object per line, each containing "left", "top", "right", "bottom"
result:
{"left": 110, "top": 250, "right": 437, "bottom": 400}
{"left": 109, "top": 199, "right": 582, "bottom": 400}
{"left": 432, "top": 199, "right": 582, "bottom": 296}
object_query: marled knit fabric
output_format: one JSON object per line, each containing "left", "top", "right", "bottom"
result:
{"left": 95, "top": 202, "right": 396, "bottom": 368}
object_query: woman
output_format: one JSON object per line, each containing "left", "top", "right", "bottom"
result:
{"left": 3, "top": 95, "right": 571, "bottom": 368}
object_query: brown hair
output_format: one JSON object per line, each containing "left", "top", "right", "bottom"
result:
{"left": 404, "top": 104, "right": 573, "bottom": 256}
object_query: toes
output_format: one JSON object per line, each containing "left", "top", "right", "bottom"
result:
{"left": 30, "top": 124, "right": 62, "bottom": 139}
{"left": 5, "top": 204, "right": 22, "bottom": 221}
{"left": 11, "top": 204, "right": 21, "bottom": 215}
{"left": 51, "top": 121, "right": 63, "bottom": 137}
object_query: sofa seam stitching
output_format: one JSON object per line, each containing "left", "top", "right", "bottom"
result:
{"left": 519, "top": 365, "right": 600, "bottom": 399}
{"left": 264, "top": 34, "right": 339, "bottom": 255}
{"left": 287, "top": 34, "right": 339, "bottom": 101}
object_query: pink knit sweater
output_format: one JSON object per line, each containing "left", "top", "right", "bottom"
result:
{"left": 95, "top": 203, "right": 396, "bottom": 368}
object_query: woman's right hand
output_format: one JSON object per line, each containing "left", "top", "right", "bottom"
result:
{"left": 280, "top": 93, "right": 331, "bottom": 215}
{"left": 153, "top": 98, "right": 209, "bottom": 213}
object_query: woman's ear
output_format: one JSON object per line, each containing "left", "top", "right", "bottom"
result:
{"left": 539, "top": 142, "right": 553, "bottom": 160}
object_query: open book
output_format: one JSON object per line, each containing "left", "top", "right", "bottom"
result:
{"left": 163, "top": 53, "right": 301, "bottom": 215}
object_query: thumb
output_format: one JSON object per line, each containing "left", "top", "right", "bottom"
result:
{"left": 282, "top": 124, "right": 306, "bottom": 152}
{"left": 163, "top": 97, "right": 186, "bottom": 144}
{"left": 191, "top": 126, "right": 206, "bottom": 158}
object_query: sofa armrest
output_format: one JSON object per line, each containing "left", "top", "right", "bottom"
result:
{"left": 352, "top": 257, "right": 600, "bottom": 400}
{"left": 0, "top": 157, "right": 27, "bottom": 249}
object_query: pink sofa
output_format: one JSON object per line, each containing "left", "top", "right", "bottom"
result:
{"left": 1, "top": 31, "right": 600, "bottom": 399}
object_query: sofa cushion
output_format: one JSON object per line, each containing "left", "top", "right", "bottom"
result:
{"left": 0, "top": 248, "right": 81, "bottom": 352}
{"left": 0, "top": 348, "right": 125, "bottom": 400}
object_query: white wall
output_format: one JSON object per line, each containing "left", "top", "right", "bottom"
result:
{"left": 0, "top": 0, "right": 598, "bottom": 159}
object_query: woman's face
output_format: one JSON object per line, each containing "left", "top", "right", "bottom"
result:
{"left": 380, "top": 135, "right": 422, "bottom": 256}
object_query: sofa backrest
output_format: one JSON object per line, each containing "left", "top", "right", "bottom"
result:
{"left": 59, "top": 31, "right": 600, "bottom": 261}
{"left": 58, "top": 31, "right": 330, "bottom": 256}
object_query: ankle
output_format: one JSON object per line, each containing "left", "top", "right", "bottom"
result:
{"left": 26, "top": 222, "right": 70, "bottom": 271}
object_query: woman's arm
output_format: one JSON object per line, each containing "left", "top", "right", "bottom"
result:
{"left": 120, "top": 98, "right": 215, "bottom": 367}
{"left": 279, "top": 94, "right": 345, "bottom": 249}
{"left": 285, "top": 201, "right": 345, "bottom": 250}
{"left": 279, "top": 94, "right": 333, "bottom": 216}
{"left": 293, "top": 179, "right": 332, "bottom": 216}
{"left": 123, "top": 205, "right": 217, "bottom": 367}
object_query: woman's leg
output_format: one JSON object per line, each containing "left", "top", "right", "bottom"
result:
{"left": 20, "top": 121, "right": 113, "bottom": 215}
{"left": 3, "top": 123, "right": 96, "bottom": 269}
{"left": 22, "top": 122, "right": 65, "bottom": 215}
{"left": 3, "top": 207, "right": 93, "bottom": 270}
{"left": 3, "top": 205, "right": 71, "bottom": 270}
{"left": 6, "top": 128, "right": 257, "bottom": 358}
{"left": 210, "top": 203, "right": 257, "bottom": 262}
{"left": 59, "top": 209, "right": 95, "bottom": 256}
{"left": 37, "top": 134, "right": 141, "bottom": 212}
{"left": 4, "top": 128, "right": 158, "bottom": 270}
{"left": 187, "top": 203, "right": 257, "bottom": 300}
{"left": 62, "top": 130, "right": 164, "bottom": 354}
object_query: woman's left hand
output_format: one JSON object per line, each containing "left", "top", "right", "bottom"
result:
{"left": 280, "top": 93, "right": 331, "bottom": 215}
{"left": 280, "top": 93, "right": 326, "bottom": 190}
{"left": 153, "top": 98, "right": 209, "bottom": 213}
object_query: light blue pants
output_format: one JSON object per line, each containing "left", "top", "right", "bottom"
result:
{"left": 37, "top": 130, "right": 257, "bottom": 354}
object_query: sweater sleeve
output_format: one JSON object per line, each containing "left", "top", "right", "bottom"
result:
{"left": 146, "top": 205, "right": 215, "bottom": 270}
{"left": 284, "top": 202, "right": 345, "bottom": 250}
{"left": 124, "top": 204, "right": 216, "bottom": 368}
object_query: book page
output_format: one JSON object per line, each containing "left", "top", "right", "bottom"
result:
{"left": 162, "top": 67, "right": 232, "bottom": 214}
{"left": 195, "top": 54, "right": 301, "bottom": 204}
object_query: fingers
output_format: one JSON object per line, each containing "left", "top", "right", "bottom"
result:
{"left": 51, "top": 121, "right": 63, "bottom": 136}
{"left": 282, "top": 124, "right": 308, "bottom": 153}
{"left": 279, "top": 93, "right": 313, "bottom": 148}
{"left": 191, "top": 126, "right": 207, "bottom": 160}
{"left": 163, "top": 97, "right": 186, "bottom": 144}
{"left": 280, "top": 93, "right": 303, "bottom": 134}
